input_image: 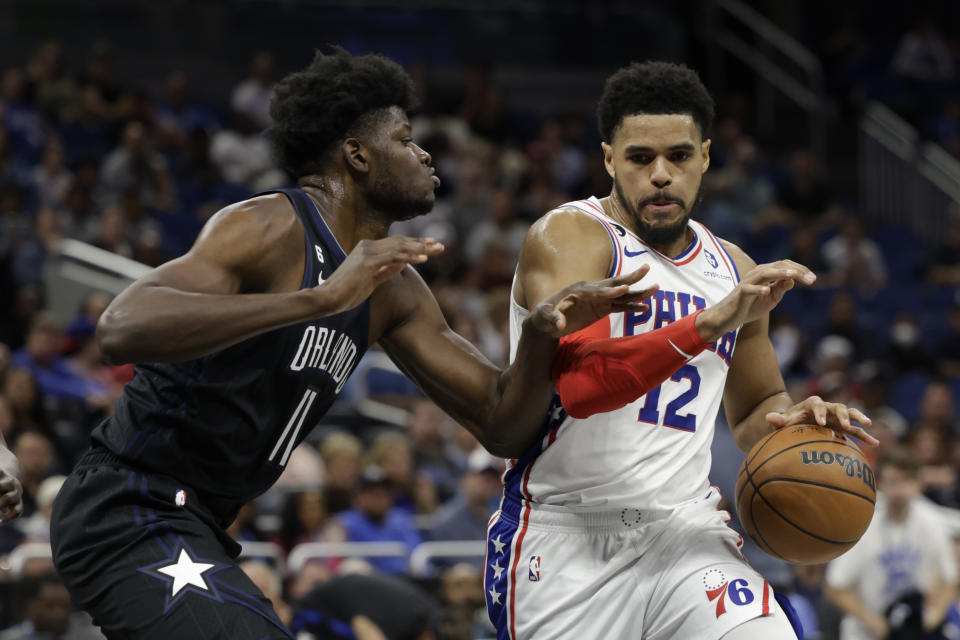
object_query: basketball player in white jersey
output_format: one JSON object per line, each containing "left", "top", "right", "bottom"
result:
{"left": 484, "top": 61, "right": 878, "bottom": 639}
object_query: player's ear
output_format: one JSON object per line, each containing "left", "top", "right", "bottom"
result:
{"left": 601, "top": 141, "right": 615, "bottom": 179}
{"left": 700, "top": 138, "right": 711, "bottom": 174}
{"left": 342, "top": 138, "right": 370, "bottom": 174}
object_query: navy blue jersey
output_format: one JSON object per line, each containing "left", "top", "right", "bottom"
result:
{"left": 91, "top": 189, "right": 370, "bottom": 525}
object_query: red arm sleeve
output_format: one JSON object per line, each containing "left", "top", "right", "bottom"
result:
{"left": 551, "top": 309, "right": 709, "bottom": 419}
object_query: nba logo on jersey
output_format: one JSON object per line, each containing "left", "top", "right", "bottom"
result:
{"left": 174, "top": 489, "right": 187, "bottom": 507}
{"left": 528, "top": 556, "right": 541, "bottom": 582}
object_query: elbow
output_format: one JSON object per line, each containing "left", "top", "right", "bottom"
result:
{"left": 96, "top": 310, "right": 134, "bottom": 365}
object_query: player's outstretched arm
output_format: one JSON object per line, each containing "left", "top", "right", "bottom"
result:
{"left": 98, "top": 194, "right": 443, "bottom": 364}
{"left": 721, "top": 243, "right": 876, "bottom": 452}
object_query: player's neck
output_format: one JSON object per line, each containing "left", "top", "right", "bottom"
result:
{"left": 300, "top": 180, "right": 392, "bottom": 251}
{"left": 602, "top": 192, "right": 695, "bottom": 259}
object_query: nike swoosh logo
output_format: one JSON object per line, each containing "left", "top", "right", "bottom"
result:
{"left": 668, "top": 339, "right": 694, "bottom": 360}
{"left": 624, "top": 248, "right": 648, "bottom": 257}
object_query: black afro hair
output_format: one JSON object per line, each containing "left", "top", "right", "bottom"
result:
{"left": 269, "top": 47, "right": 417, "bottom": 178}
{"left": 597, "top": 61, "right": 715, "bottom": 143}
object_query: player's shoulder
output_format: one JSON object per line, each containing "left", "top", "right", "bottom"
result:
{"left": 525, "top": 202, "right": 611, "bottom": 248}
{"left": 195, "top": 193, "right": 300, "bottom": 251}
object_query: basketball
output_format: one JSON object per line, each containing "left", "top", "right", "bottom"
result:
{"left": 735, "top": 424, "right": 876, "bottom": 565}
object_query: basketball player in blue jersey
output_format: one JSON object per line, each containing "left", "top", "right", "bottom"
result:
{"left": 484, "top": 61, "right": 879, "bottom": 639}
{"left": 48, "top": 49, "right": 670, "bottom": 640}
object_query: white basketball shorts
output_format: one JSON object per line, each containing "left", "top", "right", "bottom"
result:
{"left": 483, "top": 488, "right": 786, "bottom": 639}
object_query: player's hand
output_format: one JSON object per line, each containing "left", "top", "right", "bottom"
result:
{"left": 527, "top": 265, "right": 658, "bottom": 338}
{"left": 0, "top": 447, "right": 23, "bottom": 524}
{"left": 315, "top": 236, "right": 444, "bottom": 314}
{"left": 696, "top": 260, "right": 815, "bottom": 341}
{"left": 766, "top": 396, "right": 879, "bottom": 446}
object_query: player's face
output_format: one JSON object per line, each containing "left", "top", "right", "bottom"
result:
{"left": 365, "top": 107, "right": 439, "bottom": 221}
{"left": 602, "top": 114, "right": 710, "bottom": 247}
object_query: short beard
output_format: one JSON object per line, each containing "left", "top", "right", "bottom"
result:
{"left": 367, "top": 171, "right": 434, "bottom": 222}
{"left": 614, "top": 179, "right": 699, "bottom": 246}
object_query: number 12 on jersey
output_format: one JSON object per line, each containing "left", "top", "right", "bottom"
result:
{"left": 637, "top": 364, "right": 701, "bottom": 432}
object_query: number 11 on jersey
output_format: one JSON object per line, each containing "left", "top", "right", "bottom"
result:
{"left": 637, "top": 364, "right": 701, "bottom": 432}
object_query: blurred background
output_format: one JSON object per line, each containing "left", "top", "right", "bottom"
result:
{"left": 0, "top": 0, "right": 958, "bottom": 638}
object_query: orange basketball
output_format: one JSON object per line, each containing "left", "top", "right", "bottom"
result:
{"left": 735, "top": 424, "right": 876, "bottom": 565}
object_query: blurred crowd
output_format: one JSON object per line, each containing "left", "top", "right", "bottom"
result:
{"left": 0, "top": 20, "right": 958, "bottom": 640}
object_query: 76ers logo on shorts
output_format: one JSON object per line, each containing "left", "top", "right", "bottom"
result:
{"left": 528, "top": 556, "right": 541, "bottom": 582}
{"left": 702, "top": 569, "right": 755, "bottom": 618}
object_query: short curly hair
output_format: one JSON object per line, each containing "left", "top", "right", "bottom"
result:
{"left": 269, "top": 47, "right": 417, "bottom": 178}
{"left": 597, "top": 61, "right": 715, "bottom": 143}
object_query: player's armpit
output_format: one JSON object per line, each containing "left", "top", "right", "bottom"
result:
{"left": 552, "top": 310, "right": 708, "bottom": 419}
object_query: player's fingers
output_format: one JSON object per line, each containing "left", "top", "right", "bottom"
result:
{"left": 842, "top": 424, "right": 880, "bottom": 446}
{"left": 828, "top": 403, "right": 852, "bottom": 428}
{"left": 0, "top": 477, "right": 15, "bottom": 494}
{"left": 849, "top": 408, "right": 872, "bottom": 426}
{"left": 739, "top": 283, "right": 771, "bottom": 296}
{"left": 609, "top": 302, "right": 650, "bottom": 313}
{"left": 765, "top": 411, "right": 788, "bottom": 428}
{"left": 0, "top": 489, "right": 18, "bottom": 510}
{"left": 772, "top": 259, "right": 816, "bottom": 284}
{"left": 0, "top": 501, "right": 22, "bottom": 524}
{"left": 608, "top": 265, "right": 650, "bottom": 286}
{"left": 813, "top": 402, "right": 827, "bottom": 426}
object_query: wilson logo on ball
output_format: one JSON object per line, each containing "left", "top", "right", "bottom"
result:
{"left": 799, "top": 450, "right": 876, "bottom": 491}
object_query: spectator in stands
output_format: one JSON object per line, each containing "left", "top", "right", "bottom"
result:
{"left": 909, "top": 424, "right": 959, "bottom": 508}
{"left": 891, "top": 14, "right": 955, "bottom": 84}
{"left": 822, "top": 216, "right": 887, "bottom": 295}
{"left": 428, "top": 449, "right": 502, "bottom": 543}
{"left": 333, "top": 466, "right": 423, "bottom": 575}
{"left": 0, "top": 574, "right": 103, "bottom": 640}
{"left": 2, "top": 367, "right": 44, "bottom": 435}
{"left": 155, "top": 70, "right": 217, "bottom": 153}
{"left": 12, "top": 431, "right": 55, "bottom": 518}
{"left": 319, "top": 431, "right": 363, "bottom": 514}
{"left": 32, "top": 141, "right": 73, "bottom": 209}
{"left": 210, "top": 110, "right": 285, "bottom": 192}
{"left": 825, "top": 447, "right": 958, "bottom": 640}
{"left": 276, "top": 490, "right": 332, "bottom": 553}
{"left": 805, "top": 335, "right": 858, "bottom": 404}
{"left": 12, "top": 208, "right": 61, "bottom": 287}
{"left": 1, "top": 67, "right": 46, "bottom": 164}
{"left": 885, "top": 312, "right": 932, "bottom": 375}
{"left": 98, "top": 121, "right": 174, "bottom": 212}
{"left": 291, "top": 572, "right": 441, "bottom": 640}
{"left": 366, "top": 431, "right": 436, "bottom": 515}
{"left": 26, "top": 41, "right": 77, "bottom": 124}
{"left": 436, "top": 563, "right": 491, "bottom": 640}
{"left": 17, "top": 474, "right": 65, "bottom": 541}
{"left": 55, "top": 183, "right": 98, "bottom": 243}
{"left": 0, "top": 183, "right": 33, "bottom": 254}
{"left": 239, "top": 560, "right": 292, "bottom": 627}
{"left": 225, "top": 500, "right": 264, "bottom": 543}
{"left": 12, "top": 313, "right": 104, "bottom": 403}
{"left": 777, "top": 148, "right": 831, "bottom": 220}
{"left": 914, "top": 381, "right": 959, "bottom": 440}
{"left": 407, "top": 400, "right": 462, "bottom": 504}
{"left": 230, "top": 52, "right": 276, "bottom": 130}
{"left": 90, "top": 205, "right": 132, "bottom": 259}
{"left": 463, "top": 187, "right": 527, "bottom": 267}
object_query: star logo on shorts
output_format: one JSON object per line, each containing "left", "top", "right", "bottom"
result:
{"left": 138, "top": 538, "right": 226, "bottom": 613}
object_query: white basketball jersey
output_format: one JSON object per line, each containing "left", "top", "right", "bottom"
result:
{"left": 506, "top": 196, "right": 741, "bottom": 511}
